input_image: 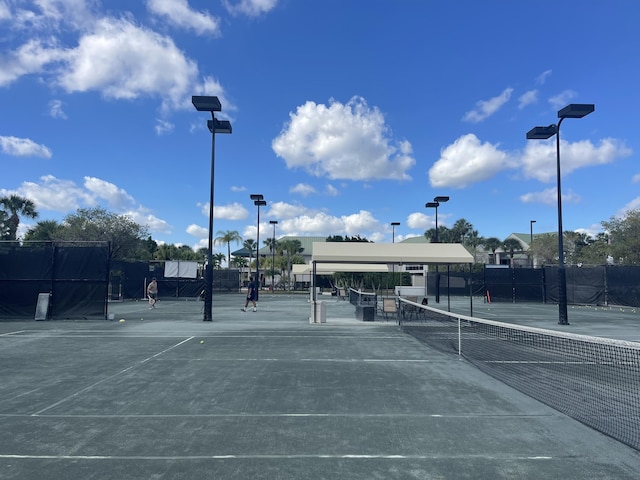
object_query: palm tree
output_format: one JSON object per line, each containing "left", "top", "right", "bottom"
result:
{"left": 502, "top": 238, "right": 523, "bottom": 267}
{"left": 212, "top": 252, "right": 226, "bottom": 269}
{"left": 214, "top": 230, "right": 242, "bottom": 268}
{"left": 0, "top": 194, "right": 38, "bottom": 240}
{"left": 277, "top": 239, "right": 303, "bottom": 288}
{"left": 483, "top": 237, "right": 503, "bottom": 264}
{"left": 243, "top": 238, "right": 257, "bottom": 270}
{"left": 0, "top": 210, "right": 11, "bottom": 240}
{"left": 24, "top": 220, "right": 63, "bottom": 241}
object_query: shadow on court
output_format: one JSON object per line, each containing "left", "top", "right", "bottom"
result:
{"left": 1, "top": 293, "right": 639, "bottom": 479}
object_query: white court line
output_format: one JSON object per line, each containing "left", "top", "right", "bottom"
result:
{"left": 2, "top": 412, "right": 552, "bottom": 419}
{"left": 0, "top": 330, "right": 27, "bottom": 336}
{"left": 0, "top": 453, "right": 554, "bottom": 461}
{"left": 31, "top": 336, "right": 194, "bottom": 416}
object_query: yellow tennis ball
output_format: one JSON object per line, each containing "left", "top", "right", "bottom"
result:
{"left": 200, "top": 340, "right": 204, "bottom": 344}
{"left": 119, "top": 319, "right": 125, "bottom": 323}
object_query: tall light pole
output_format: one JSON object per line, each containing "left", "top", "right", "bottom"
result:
{"left": 250, "top": 194, "right": 266, "bottom": 300}
{"left": 530, "top": 219, "right": 536, "bottom": 268}
{"left": 191, "top": 96, "right": 232, "bottom": 322}
{"left": 269, "top": 220, "right": 278, "bottom": 291}
{"left": 425, "top": 196, "right": 449, "bottom": 303}
{"left": 390, "top": 222, "right": 400, "bottom": 295}
{"left": 527, "top": 103, "right": 595, "bottom": 325}
{"left": 425, "top": 196, "right": 449, "bottom": 243}
{"left": 391, "top": 222, "right": 400, "bottom": 243}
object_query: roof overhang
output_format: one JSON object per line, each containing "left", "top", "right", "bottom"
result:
{"left": 293, "top": 263, "right": 390, "bottom": 275}
{"left": 311, "top": 242, "right": 473, "bottom": 265}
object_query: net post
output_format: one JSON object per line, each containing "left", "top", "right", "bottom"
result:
{"left": 457, "top": 316, "right": 461, "bottom": 355}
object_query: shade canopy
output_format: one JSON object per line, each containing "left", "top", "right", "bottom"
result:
{"left": 293, "top": 263, "right": 389, "bottom": 275}
{"left": 311, "top": 242, "right": 473, "bottom": 265}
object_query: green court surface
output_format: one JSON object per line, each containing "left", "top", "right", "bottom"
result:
{"left": 1, "top": 293, "right": 639, "bottom": 479}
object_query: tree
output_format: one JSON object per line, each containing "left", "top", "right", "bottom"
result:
{"left": 243, "top": 239, "right": 257, "bottom": 269}
{"left": 56, "top": 207, "right": 149, "bottom": 260}
{"left": 0, "top": 194, "right": 38, "bottom": 240}
{"left": 529, "top": 233, "right": 560, "bottom": 265}
{"left": 326, "top": 234, "right": 370, "bottom": 242}
{"left": 277, "top": 239, "right": 303, "bottom": 289}
{"left": 573, "top": 233, "right": 610, "bottom": 265}
{"left": 215, "top": 230, "right": 242, "bottom": 268}
{"left": 0, "top": 210, "right": 12, "bottom": 240}
{"left": 482, "top": 237, "right": 503, "bottom": 264}
{"left": 450, "top": 219, "right": 474, "bottom": 243}
{"left": 502, "top": 238, "right": 523, "bottom": 267}
{"left": 602, "top": 209, "right": 640, "bottom": 264}
{"left": 23, "top": 220, "right": 63, "bottom": 241}
{"left": 212, "top": 252, "right": 226, "bottom": 269}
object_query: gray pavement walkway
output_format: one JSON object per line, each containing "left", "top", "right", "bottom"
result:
{"left": 1, "top": 293, "right": 639, "bottom": 479}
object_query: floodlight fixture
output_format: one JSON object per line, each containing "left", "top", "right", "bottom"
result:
{"left": 192, "top": 96, "right": 222, "bottom": 112}
{"left": 558, "top": 103, "right": 595, "bottom": 119}
{"left": 207, "top": 119, "right": 232, "bottom": 134}
{"left": 526, "top": 125, "right": 557, "bottom": 140}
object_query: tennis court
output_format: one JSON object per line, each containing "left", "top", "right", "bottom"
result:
{"left": 1, "top": 293, "right": 640, "bottom": 479}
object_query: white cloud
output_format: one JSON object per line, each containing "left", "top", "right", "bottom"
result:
{"left": 632, "top": 174, "right": 640, "bottom": 184}
{"left": 462, "top": 87, "right": 513, "bottom": 123}
{"left": 325, "top": 184, "right": 339, "bottom": 196}
{"left": 83, "top": 177, "right": 136, "bottom": 210}
{"left": 520, "top": 187, "right": 581, "bottom": 205}
{"left": 2, "top": 175, "right": 172, "bottom": 234}
{"left": 548, "top": 90, "right": 576, "bottom": 109}
{"left": 521, "top": 138, "right": 632, "bottom": 183}
{"left": 230, "top": 185, "right": 246, "bottom": 192}
{"left": 268, "top": 201, "right": 308, "bottom": 220}
{"left": 124, "top": 209, "right": 172, "bottom": 234}
{"left": 199, "top": 202, "right": 248, "bottom": 220}
{"left": 0, "top": 135, "right": 52, "bottom": 158}
{"left": 429, "top": 134, "right": 513, "bottom": 188}
{"left": 518, "top": 90, "right": 537, "bottom": 109}
{"left": 280, "top": 212, "right": 345, "bottom": 236}
{"left": 536, "top": 70, "right": 552, "bottom": 85}
{"left": 3, "top": 175, "right": 94, "bottom": 211}
{"left": 290, "top": 183, "right": 316, "bottom": 196}
{"left": 618, "top": 197, "right": 640, "bottom": 218}
{"left": 272, "top": 96, "right": 415, "bottom": 181}
{"left": 341, "top": 210, "right": 381, "bottom": 236}
{"left": 223, "top": 0, "right": 278, "bottom": 16}
{"left": 146, "top": 0, "right": 221, "bottom": 35}
{"left": 267, "top": 209, "right": 382, "bottom": 238}
{"left": 186, "top": 223, "right": 208, "bottom": 238}
{"left": 58, "top": 18, "right": 200, "bottom": 110}
{"left": 0, "top": 2, "right": 10, "bottom": 20}
{"left": 406, "top": 212, "right": 432, "bottom": 230}
{"left": 0, "top": 5, "right": 231, "bottom": 119}
{"left": 155, "top": 119, "right": 174, "bottom": 135}
{"left": 48, "top": 99, "right": 67, "bottom": 119}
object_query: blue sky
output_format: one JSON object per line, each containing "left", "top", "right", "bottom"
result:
{"left": 1, "top": 0, "right": 638, "bottom": 260}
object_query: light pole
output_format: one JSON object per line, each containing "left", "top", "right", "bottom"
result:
{"left": 530, "top": 219, "right": 536, "bottom": 267}
{"left": 425, "top": 196, "right": 449, "bottom": 243}
{"left": 391, "top": 222, "right": 400, "bottom": 243}
{"left": 390, "top": 222, "right": 400, "bottom": 295}
{"left": 269, "top": 220, "right": 278, "bottom": 290}
{"left": 191, "top": 96, "right": 232, "bottom": 321}
{"left": 250, "top": 194, "right": 266, "bottom": 300}
{"left": 426, "top": 196, "right": 449, "bottom": 303}
{"left": 527, "top": 103, "right": 594, "bottom": 325}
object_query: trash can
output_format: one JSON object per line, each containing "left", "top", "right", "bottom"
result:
{"left": 310, "top": 301, "right": 326, "bottom": 324}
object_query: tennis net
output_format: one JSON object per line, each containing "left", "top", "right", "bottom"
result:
{"left": 399, "top": 298, "right": 640, "bottom": 451}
